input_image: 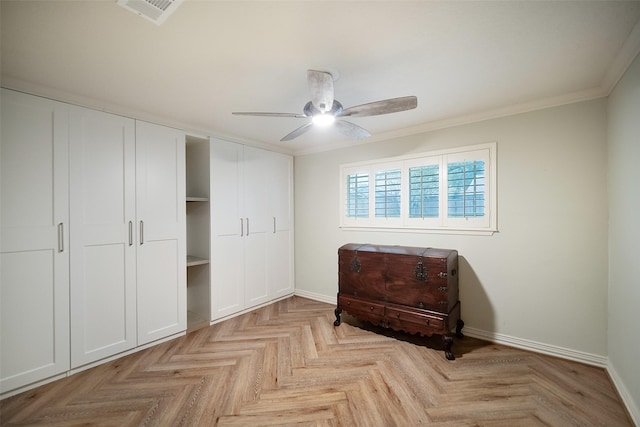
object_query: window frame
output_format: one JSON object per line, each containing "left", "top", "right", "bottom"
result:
{"left": 339, "top": 142, "right": 497, "bottom": 235}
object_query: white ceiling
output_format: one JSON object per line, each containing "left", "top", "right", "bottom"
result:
{"left": 2, "top": 1, "right": 640, "bottom": 154}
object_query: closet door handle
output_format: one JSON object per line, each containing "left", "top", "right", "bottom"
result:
{"left": 273, "top": 217, "right": 276, "bottom": 234}
{"left": 140, "top": 220, "right": 144, "bottom": 245}
{"left": 57, "top": 223, "right": 64, "bottom": 253}
{"left": 128, "top": 221, "right": 133, "bottom": 246}
{"left": 240, "top": 218, "right": 244, "bottom": 236}
{"left": 245, "top": 218, "right": 249, "bottom": 236}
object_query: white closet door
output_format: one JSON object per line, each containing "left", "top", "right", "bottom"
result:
{"left": 0, "top": 90, "right": 70, "bottom": 393}
{"left": 135, "top": 121, "right": 186, "bottom": 345}
{"left": 69, "top": 107, "right": 137, "bottom": 368}
{"left": 209, "top": 141, "right": 293, "bottom": 320}
{"left": 242, "top": 146, "right": 269, "bottom": 308}
{"left": 210, "top": 139, "right": 244, "bottom": 319}
{"left": 266, "top": 151, "right": 294, "bottom": 298}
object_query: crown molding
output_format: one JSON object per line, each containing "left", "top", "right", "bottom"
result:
{"left": 0, "top": 77, "right": 297, "bottom": 156}
{"left": 292, "top": 86, "right": 607, "bottom": 156}
{"left": 602, "top": 18, "right": 640, "bottom": 95}
{"left": 291, "top": 20, "right": 640, "bottom": 157}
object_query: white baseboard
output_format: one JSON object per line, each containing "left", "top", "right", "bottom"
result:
{"left": 0, "top": 331, "right": 187, "bottom": 400}
{"left": 210, "top": 293, "right": 295, "bottom": 325}
{"left": 462, "top": 327, "right": 608, "bottom": 367}
{"left": 295, "top": 291, "right": 607, "bottom": 367}
{"left": 294, "top": 289, "right": 336, "bottom": 305}
{"left": 4, "top": 288, "right": 637, "bottom": 425}
{"left": 69, "top": 331, "right": 186, "bottom": 376}
{"left": 607, "top": 361, "right": 640, "bottom": 426}
{"left": 296, "top": 291, "right": 639, "bottom": 424}
{"left": 295, "top": 290, "right": 607, "bottom": 367}
{"left": 0, "top": 373, "right": 68, "bottom": 400}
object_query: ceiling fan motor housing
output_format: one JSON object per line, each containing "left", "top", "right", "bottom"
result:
{"left": 232, "top": 69, "right": 417, "bottom": 141}
{"left": 303, "top": 100, "right": 343, "bottom": 117}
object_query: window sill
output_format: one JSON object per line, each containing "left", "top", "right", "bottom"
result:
{"left": 339, "top": 225, "right": 497, "bottom": 236}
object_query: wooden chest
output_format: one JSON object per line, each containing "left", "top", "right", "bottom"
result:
{"left": 334, "top": 243, "right": 464, "bottom": 359}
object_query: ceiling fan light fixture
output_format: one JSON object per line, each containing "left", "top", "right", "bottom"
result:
{"left": 312, "top": 113, "right": 336, "bottom": 126}
{"left": 232, "top": 70, "right": 417, "bottom": 141}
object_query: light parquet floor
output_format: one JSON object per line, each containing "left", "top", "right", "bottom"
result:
{"left": 0, "top": 296, "right": 632, "bottom": 426}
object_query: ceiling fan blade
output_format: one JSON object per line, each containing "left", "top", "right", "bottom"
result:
{"left": 334, "top": 120, "right": 371, "bottom": 140}
{"left": 232, "top": 112, "right": 306, "bottom": 118}
{"left": 339, "top": 96, "right": 417, "bottom": 118}
{"left": 307, "top": 70, "right": 334, "bottom": 113}
{"left": 281, "top": 122, "right": 313, "bottom": 141}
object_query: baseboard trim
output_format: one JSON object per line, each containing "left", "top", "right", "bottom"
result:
{"left": 296, "top": 291, "right": 610, "bottom": 367}
{"left": 0, "top": 373, "right": 68, "bottom": 400}
{"left": 463, "top": 327, "right": 608, "bottom": 367}
{"left": 297, "top": 290, "right": 639, "bottom": 424}
{"left": 1, "top": 331, "right": 187, "bottom": 400}
{"left": 210, "top": 293, "right": 295, "bottom": 325}
{"left": 294, "top": 289, "right": 336, "bottom": 305}
{"left": 607, "top": 361, "right": 640, "bottom": 426}
{"left": 69, "top": 331, "right": 186, "bottom": 376}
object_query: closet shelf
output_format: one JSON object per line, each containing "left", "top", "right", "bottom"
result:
{"left": 187, "top": 255, "right": 209, "bottom": 267}
{"left": 186, "top": 196, "right": 209, "bottom": 202}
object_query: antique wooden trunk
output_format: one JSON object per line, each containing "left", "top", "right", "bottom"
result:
{"left": 334, "top": 243, "right": 464, "bottom": 360}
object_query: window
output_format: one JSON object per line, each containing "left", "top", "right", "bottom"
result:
{"left": 340, "top": 143, "right": 496, "bottom": 234}
{"left": 409, "top": 164, "right": 439, "bottom": 218}
{"left": 375, "top": 169, "right": 401, "bottom": 218}
{"left": 345, "top": 172, "right": 369, "bottom": 218}
{"left": 447, "top": 160, "right": 485, "bottom": 218}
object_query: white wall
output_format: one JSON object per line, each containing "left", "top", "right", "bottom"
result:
{"left": 607, "top": 53, "right": 640, "bottom": 421}
{"left": 294, "top": 98, "right": 609, "bottom": 361}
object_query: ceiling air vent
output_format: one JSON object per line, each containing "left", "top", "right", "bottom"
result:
{"left": 117, "top": 0, "right": 184, "bottom": 25}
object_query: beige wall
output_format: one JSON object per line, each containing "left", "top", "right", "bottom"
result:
{"left": 607, "top": 53, "right": 640, "bottom": 420}
{"left": 294, "top": 98, "right": 609, "bottom": 360}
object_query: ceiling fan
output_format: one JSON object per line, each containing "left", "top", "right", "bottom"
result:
{"left": 232, "top": 70, "right": 418, "bottom": 142}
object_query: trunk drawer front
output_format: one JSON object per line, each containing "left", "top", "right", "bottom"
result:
{"left": 385, "top": 306, "right": 445, "bottom": 331}
{"left": 339, "top": 295, "right": 385, "bottom": 318}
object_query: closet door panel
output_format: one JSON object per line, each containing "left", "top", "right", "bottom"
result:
{"left": 137, "top": 240, "right": 182, "bottom": 343}
{"left": 1, "top": 100, "right": 54, "bottom": 228}
{"left": 210, "top": 139, "right": 242, "bottom": 237}
{"left": 265, "top": 151, "right": 293, "bottom": 298}
{"left": 210, "top": 139, "right": 244, "bottom": 319}
{"left": 0, "top": 90, "right": 70, "bottom": 393}
{"left": 242, "top": 146, "right": 270, "bottom": 234}
{"left": 69, "top": 107, "right": 136, "bottom": 368}
{"left": 268, "top": 229, "right": 293, "bottom": 297}
{"left": 244, "top": 232, "right": 268, "bottom": 307}
{"left": 135, "top": 121, "right": 186, "bottom": 345}
{"left": 268, "top": 151, "right": 293, "bottom": 231}
{"left": 211, "top": 235, "right": 244, "bottom": 318}
{"left": 1, "top": 252, "right": 55, "bottom": 370}
{"left": 136, "top": 121, "right": 184, "bottom": 238}
{"left": 242, "top": 146, "right": 269, "bottom": 307}
{"left": 209, "top": 140, "right": 294, "bottom": 319}
{"left": 82, "top": 244, "right": 128, "bottom": 351}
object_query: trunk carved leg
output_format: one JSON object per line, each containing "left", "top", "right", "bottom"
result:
{"left": 443, "top": 335, "right": 455, "bottom": 360}
{"left": 334, "top": 307, "right": 342, "bottom": 326}
{"left": 456, "top": 319, "right": 465, "bottom": 338}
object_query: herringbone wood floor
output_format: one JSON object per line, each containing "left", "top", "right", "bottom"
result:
{"left": 0, "top": 296, "right": 632, "bottom": 426}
